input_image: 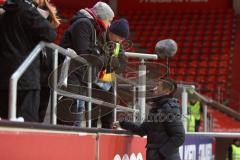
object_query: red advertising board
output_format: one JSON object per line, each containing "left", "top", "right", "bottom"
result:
{"left": 0, "top": 130, "right": 96, "bottom": 160}
{"left": 98, "top": 134, "right": 147, "bottom": 160}
{"left": 118, "top": 0, "right": 232, "bottom": 11}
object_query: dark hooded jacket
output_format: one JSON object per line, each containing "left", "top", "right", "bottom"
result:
{"left": 60, "top": 11, "right": 126, "bottom": 85}
{"left": 0, "top": 0, "right": 56, "bottom": 90}
{"left": 60, "top": 11, "right": 105, "bottom": 85}
{"left": 60, "top": 11, "right": 101, "bottom": 56}
{"left": 120, "top": 96, "right": 185, "bottom": 160}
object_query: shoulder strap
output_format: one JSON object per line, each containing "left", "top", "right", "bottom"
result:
{"left": 87, "top": 18, "right": 97, "bottom": 45}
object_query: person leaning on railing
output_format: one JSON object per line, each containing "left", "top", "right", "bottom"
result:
{"left": 0, "top": 0, "right": 59, "bottom": 122}
{"left": 58, "top": 2, "right": 114, "bottom": 126}
{"left": 90, "top": 18, "right": 129, "bottom": 129}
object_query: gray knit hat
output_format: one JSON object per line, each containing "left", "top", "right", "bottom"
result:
{"left": 92, "top": 2, "right": 114, "bottom": 20}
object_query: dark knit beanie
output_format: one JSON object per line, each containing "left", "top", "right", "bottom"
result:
{"left": 109, "top": 18, "right": 129, "bottom": 39}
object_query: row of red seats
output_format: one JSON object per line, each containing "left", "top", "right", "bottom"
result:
{"left": 124, "top": 9, "right": 234, "bottom": 100}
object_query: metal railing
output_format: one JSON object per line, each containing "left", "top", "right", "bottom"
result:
{"left": 179, "top": 85, "right": 240, "bottom": 132}
{"left": 8, "top": 42, "right": 87, "bottom": 121}
{"left": 8, "top": 42, "right": 158, "bottom": 126}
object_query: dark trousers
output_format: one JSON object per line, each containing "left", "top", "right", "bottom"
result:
{"left": 39, "top": 87, "right": 50, "bottom": 122}
{"left": 195, "top": 119, "right": 201, "bottom": 132}
{"left": 0, "top": 90, "right": 40, "bottom": 122}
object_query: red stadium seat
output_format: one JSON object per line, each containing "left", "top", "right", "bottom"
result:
{"left": 69, "top": 8, "right": 234, "bottom": 109}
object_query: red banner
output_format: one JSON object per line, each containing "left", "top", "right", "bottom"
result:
{"left": 99, "top": 134, "right": 147, "bottom": 160}
{"left": 51, "top": 0, "right": 107, "bottom": 10}
{"left": 118, "top": 0, "right": 232, "bottom": 11}
{"left": 0, "top": 130, "right": 96, "bottom": 160}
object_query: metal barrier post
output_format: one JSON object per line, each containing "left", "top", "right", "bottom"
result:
{"left": 8, "top": 78, "right": 18, "bottom": 121}
{"left": 138, "top": 59, "right": 146, "bottom": 122}
{"left": 50, "top": 49, "right": 58, "bottom": 125}
{"left": 8, "top": 43, "right": 44, "bottom": 121}
{"left": 204, "top": 104, "right": 208, "bottom": 132}
{"left": 133, "top": 86, "right": 136, "bottom": 122}
{"left": 87, "top": 66, "right": 92, "bottom": 128}
{"left": 182, "top": 87, "right": 188, "bottom": 132}
{"left": 113, "top": 79, "right": 117, "bottom": 122}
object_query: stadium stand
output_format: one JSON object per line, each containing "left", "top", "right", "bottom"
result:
{"left": 117, "top": 9, "right": 240, "bottom": 132}
{"left": 119, "top": 9, "right": 235, "bottom": 102}
{"left": 208, "top": 108, "right": 240, "bottom": 132}
{"left": 55, "top": 8, "right": 240, "bottom": 132}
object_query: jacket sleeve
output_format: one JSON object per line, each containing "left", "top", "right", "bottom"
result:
{"left": 69, "top": 20, "right": 93, "bottom": 55}
{"left": 158, "top": 100, "right": 185, "bottom": 157}
{"left": 120, "top": 121, "right": 147, "bottom": 137}
{"left": 23, "top": 6, "right": 56, "bottom": 42}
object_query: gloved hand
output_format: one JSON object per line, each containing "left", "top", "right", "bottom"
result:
{"left": 119, "top": 120, "right": 129, "bottom": 128}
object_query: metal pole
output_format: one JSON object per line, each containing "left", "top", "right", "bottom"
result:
{"left": 57, "top": 89, "right": 138, "bottom": 113}
{"left": 113, "top": 79, "right": 117, "bottom": 122}
{"left": 138, "top": 59, "right": 146, "bottom": 122}
{"left": 204, "top": 104, "right": 208, "bottom": 132}
{"left": 9, "top": 43, "right": 44, "bottom": 121}
{"left": 182, "top": 87, "right": 188, "bottom": 132}
{"left": 50, "top": 49, "right": 58, "bottom": 125}
{"left": 8, "top": 78, "right": 18, "bottom": 121}
{"left": 187, "top": 132, "right": 240, "bottom": 138}
{"left": 124, "top": 52, "right": 158, "bottom": 60}
{"left": 133, "top": 86, "right": 136, "bottom": 122}
{"left": 87, "top": 66, "right": 92, "bottom": 128}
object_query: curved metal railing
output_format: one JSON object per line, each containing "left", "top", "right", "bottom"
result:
{"left": 8, "top": 42, "right": 158, "bottom": 126}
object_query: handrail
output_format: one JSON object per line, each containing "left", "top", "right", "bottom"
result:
{"left": 1, "top": 120, "right": 240, "bottom": 138}
{"left": 187, "top": 132, "right": 240, "bottom": 138}
{"left": 8, "top": 42, "right": 88, "bottom": 121}
{"left": 8, "top": 42, "right": 143, "bottom": 123}
{"left": 9, "top": 43, "right": 44, "bottom": 120}
{"left": 124, "top": 52, "right": 158, "bottom": 60}
{"left": 56, "top": 89, "right": 139, "bottom": 113}
{"left": 192, "top": 89, "right": 240, "bottom": 121}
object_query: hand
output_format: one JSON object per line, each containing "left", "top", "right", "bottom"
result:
{"left": 112, "top": 121, "right": 120, "bottom": 129}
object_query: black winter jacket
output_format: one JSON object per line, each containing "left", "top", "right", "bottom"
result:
{"left": 60, "top": 12, "right": 105, "bottom": 84}
{"left": 0, "top": 0, "right": 56, "bottom": 90}
{"left": 60, "top": 11, "right": 126, "bottom": 85}
{"left": 60, "top": 11, "right": 100, "bottom": 55}
{"left": 120, "top": 98, "right": 185, "bottom": 160}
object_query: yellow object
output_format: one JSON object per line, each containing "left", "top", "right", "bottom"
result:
{"left": 112, "top": 43, "right": 120, "bottom": 57}
{"left": 187, "top": 115, "right": 196, "bottom": 132}
{"left": 232, "top": 144, "right": 240, "bottom": 160}
{"left": 98, "top": 43, "right": 120, "bottom": 82}
{"left": 189, "top": 101, "right": 201, "bottom": 120}
{"left": 99, "top": 69, "right": 116, "bottom": 82}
